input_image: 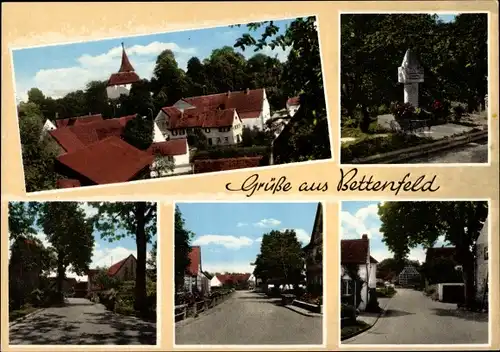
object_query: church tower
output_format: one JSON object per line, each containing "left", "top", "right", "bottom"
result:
{"left": 106, "top": 42, "right": 140, "bottom": 100}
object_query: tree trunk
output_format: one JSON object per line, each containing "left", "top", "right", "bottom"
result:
{"left": 134, "top": 202, "right": 148, "bottom": 315}
{"left": 461, "top": 254, "right": 476, "bottom": 309}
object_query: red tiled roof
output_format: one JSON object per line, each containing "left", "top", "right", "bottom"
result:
{"left": 425, "top": 247, "right": 457, "bottom": 263}
{"left": 55, "top": 114, "right": 104, "bottom": 128}
{"left": 147, "top": 139, "right": 187, "bottom": 156}
{"left": 49, "top": 128, "right": 86, "bottom": 153}
{"left": 193, "top": 157, "right": 263, "bottom": 174}
{"left": 341, "top": 238, "right": 369, "bottom": 264}
{"left": 108, "top": 254, "right": 135, "bottom": 276}
{"left": 287, "top": 96, "right": 300, "bottom": 106}
{"left": 216, "top": 273, "right": 251, "bottom": 285}
{"left": 118, "top": 45, "right": 135, "bottom": 73}
{"left": 56, "top": 179, "right": 81, "bottom": 188}
{"left": 56, "top": 136, "right": 154, "bottom": 185}
{"left": 187, "top": 246, "right": 201, "bottom": 276}
{"left": 162, "top": 107, "right": 238, "bottom": 129}
{"left": 107, "top": 44, "right": 140, "bottom": 86}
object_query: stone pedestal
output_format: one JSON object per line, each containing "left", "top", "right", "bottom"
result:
{"left": 404, "top": 83, "right": 419, "bottom": 107}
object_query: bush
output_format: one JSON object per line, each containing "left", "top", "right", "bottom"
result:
{"left": 378, "top": 104, "right": 390, "bottom": 115}
{"left": 98, "top": 289, "right": 117, "bottom": 311}
{"left": 453, "top": 105, "right": 466, "bottom": 121}
{"left": 391, "top": 102, "right": 415, "bottom": 120}
{"left": 429, "top": 99, "right": 451, "bottom": 120}
{"left": 341, "top": 304, "right": 358, "bottom": 322}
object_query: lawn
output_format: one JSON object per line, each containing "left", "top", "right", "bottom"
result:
{"left": 341, "top": 320, "right": 371, "bottom": 340}
{"left": 9, "top": 304, "right": 39, "bottom": 322}
{"left": 376, "top": 287, "right": 397, "bottom": 298}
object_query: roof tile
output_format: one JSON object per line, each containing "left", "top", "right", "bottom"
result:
{"left": 341, "top": 238, "right": 369, "bottom": 264}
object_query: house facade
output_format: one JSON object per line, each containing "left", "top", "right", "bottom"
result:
{"left": 184, "top": 246, "right": 211, "bottom": 294}
{"left": 106, "top": 43, "right": 140, "bottom": 100}
{"left": 398, "top": 265, "right": 421, "bottom": 286}
{"left": 87, "top": 254, "right": 137, "bottom": 292}
{"left": 475, "top": 217, "right": 488, "bottom": 306}
{"left": 341, "top": 234, "right": 377, "bottom": 311}
{"left": 303, "top": 202, "right": 323, "bottom": 294}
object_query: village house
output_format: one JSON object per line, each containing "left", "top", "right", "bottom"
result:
{"left": 397, "top": 265, "right": 421, "bottom": 287}
{"left": 87, "top": 254, "right": 137, "bottom": 292}
{"left": 286, "top": 96, "right": 300, "bottom": 117}
{"left": 184, "top": 246, "right": 211, "bottom": 294}
{"left": 210, "top": 273, "right": 254, "bottom": 290}
{"left": 303, "top": 202, "right": 323, "bottom": 295}
{"left": 341, "top": 234, "right": 378, "bottom": 311}
{"left": 106, "top": 43, "right": 141, "bottom": 100}
{"left": 154, "top": 88, "right": 272, "bottom": 145}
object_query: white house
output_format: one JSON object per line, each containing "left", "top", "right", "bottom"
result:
{"left": 286, "top": 97, "right": 300, "bottom": 117}
{"left": 154, "top": 88, "right": 271, "bottom": 145}
{"left": 184, "top": 246, "right": 211, "bottom": 294}
{"left": 41, "top": 119, "right": 57, "bottom": 139}
{"left": 148, "top": 138, "right": 192, "bottom": 177}
{"left": 341, "top": 234, "right": 378, "bottom": 311}
{"left": 106, "top": 43, "right": 140, "bottom": 100}
{"left": 210, "top": 275, "right": 223, "bottom": 288}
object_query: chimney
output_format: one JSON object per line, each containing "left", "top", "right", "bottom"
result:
{"left": 245, "top": 88, "right": 250, "bottom": 94}
{"left": 362, "top": 234, "right": 368, "bottom": 240}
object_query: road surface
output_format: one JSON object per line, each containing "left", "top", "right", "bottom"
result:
{"left": 403, "top": 141, "right": 488, "bottom": 164}
{"left": 343, "top": 288, "right": 488, "bottom": 345}
{"left": 175, "top": 290, "right": 323, "bottom": 345}
{"left": 9, "top": 298, "right": 156, "bottom": 345}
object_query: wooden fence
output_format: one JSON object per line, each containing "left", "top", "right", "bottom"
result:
{"left": 175, "top": 290, "right": 234, "bottom": 322}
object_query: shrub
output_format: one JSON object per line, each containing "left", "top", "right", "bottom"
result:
{"left": 429, "top": 99, "right": 451, "bottom": 120}
{"left": 391, "top": 102, "right": 415, "bottom": 120}
{"left": 98, "top": 289, "right": 117, "bottom": 311}
{"left": 341, "top": 304, "right": 358, "bottom": 322}
{"left": 453, "top": 105, "right": 466, "bottom": 121}
{"left": 378, "top": 104, "right": 390, "bottom": 115}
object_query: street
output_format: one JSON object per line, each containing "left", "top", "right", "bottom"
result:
{"left": 9, "top": 298, "right": 156, "bottom": 345}
{"left": 175, "top": 290, "right": 323, "bottom": 345}
{"left": 403, "top": 141, "right": 488, "bottom": 164}
{"left": 343, "top": 288, "right": 488, "bottom": 345}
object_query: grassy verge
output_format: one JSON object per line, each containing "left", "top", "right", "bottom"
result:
{"left": 9, "top": 305, "right": 39, "bottom": 322}
{"left": 376, "top": 287, "right": 397, "bottom": 298}
{"left": 341, "top": 320, "right": 371, "bottom": 340}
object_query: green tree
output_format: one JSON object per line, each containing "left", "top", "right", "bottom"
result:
{"left": 118, "top": 79, "right": 155, "bottom": 118}
{"left": 121, "top": 114, "right": 153, "bottom": 150}
{"left": 253, "top": 229, "right": 305, "bottom": 290}
{"left": 151, "top": 49, "right": 189, "bottom": 106}
{"left": 186, "top": 57, "right": 209, "bottom": 96}
{"left": 18, "top": 102, "right": 60, "bottom": 192}
{"left": 147, "top": 240, "right": 157, "bottom": 281}
{"left": 378, "top": 201, "right": 488, "bottom": 308}
{"left": 38, "top": 202, "right": 94, "bottom": 299}
{"left": 90, "top": 202, "right": 157, "bottom": 315}
{"left": 174, "top": 206, "right": 194, "bottom": 291}
{"left": 84, "top": 80, "right": 113, "bottom": 117}
{"left": 27, "top": 88, "right": 46, "bottom": 107}
{"left": 204, "top": 46, "right": 249, "bottom": 93}
{"left": 8, "top": 202, "right": 39, "bottom": 241}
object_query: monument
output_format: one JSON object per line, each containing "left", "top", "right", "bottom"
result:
{"left": 398, "top": 48, "right": 424, "bottom": 108}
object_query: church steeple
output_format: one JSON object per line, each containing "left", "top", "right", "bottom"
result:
{"left": 118, "top": 42, "right": 135, "bottom": 73}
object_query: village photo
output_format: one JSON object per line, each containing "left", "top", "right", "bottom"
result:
{"left": 340, "top": 200, "right": 489, "bottom": 345}
{"left": 8, "top": 201, "right": 157, "bottom": 345}
{"left": 174, "top": 202, "right": 323, "bottom": 345}
{"left": 340, "top": 13, "right": 489, "bottom": 164}
{"left": 13, "top": 16, "right": 331, "bottom": 193}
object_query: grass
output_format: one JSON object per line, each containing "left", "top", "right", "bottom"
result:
{"left": 9, "top": 304, "right": 39, "bottom": 322}
{"left": 341, "top": 320, "right": 371, "bottom": 340}
{"left": 341, "top": 121, "right": 390, "bottom": 138}
{"left": 376, "top": 287, "right": 397, "bottom": 298}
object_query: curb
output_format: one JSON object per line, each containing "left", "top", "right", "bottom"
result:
{"left": 341, "top": 293, "right": 395, "bottom": 342}
{"left": 284, "top": 304, "right": 322, "bottom": 317}
{"left": 349, "top": 129, "right": 488, "bottom": 164}
{"left": 9, "top": 308, "right": 45, "bottom": 328}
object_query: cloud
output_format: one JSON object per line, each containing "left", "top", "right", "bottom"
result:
{"left": 281, "top": 228, "right": 310, "bottom": 245}
{"left": 243, "top": 45, "right": 291, "bottom": 63}
{"left": 193, "top": 235, "right": 253, "bottom": 249}
{"left": 236, "top": 222, "right": 248, "bottom": 227}
{"left": 341, "top": 203, "right": 382, "bottom": 239}
{"left": 255, "top": 237, "right": 262, "bottom": 243}
{"left": 254, "top": 218, "right": 281, "bottom": 228}
{"left": 15, "top": 41, "right": 196, "bottom": 100}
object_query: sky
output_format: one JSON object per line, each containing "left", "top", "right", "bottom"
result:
{"left": 340, "top": 201, "right": 448, "bottom": 264}
{"left": 9, "top": 202, "right": 157, "bottom": 282}
{"left": 436, "top": 14, "right": 457, "bottom": 23}
{"left": 11, "top": 18, "right": 295, "bottom": 103}
{"left": 176, "top": 202, "right": 320, "bottom": 274}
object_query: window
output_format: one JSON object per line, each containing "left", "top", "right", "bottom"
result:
{"left": 205, "top": 128, "right": 211, "bottom": 133}
{"left": 224, "top": 137, "right": 229, "bottom": 144}
{"left": 341, "top": 279, "right": 351, "bottom": 296}
{"left": 172, "top": 130, "right": 177, "bottom": 136}
{"left": 208, "top": 138, "right": 213, "bottom": 146}
{"left": 217, "top": 137, "right": 221, "bottom": 144}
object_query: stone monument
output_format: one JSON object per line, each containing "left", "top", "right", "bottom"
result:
{"left": 398, "top": 48, "right": 424, "bottom": 108}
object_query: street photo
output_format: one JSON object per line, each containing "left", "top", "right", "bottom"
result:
{"left": 12, "top": 16, "right": 331, "bottom": 193}
{"left": 340, "top": 200, "right": 489, "bottom": 345}
{"left": 174, "top": 202, "right": 324, "bottom": 346}
{"left": 340, "top": 13, "right": 489, "bottom": 164}
{"left": 8, "top": 201, "right": 158, "bottom": 346}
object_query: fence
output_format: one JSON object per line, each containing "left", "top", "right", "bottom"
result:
{"left": 175, "top": 290, "right": 234, "bottom": 322}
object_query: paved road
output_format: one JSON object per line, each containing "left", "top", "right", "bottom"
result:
{"left": 9, "top": 298, "right": 156, "bottom": 345}
{"left": 403, "top": 141, "right": 488, "bottom": 164}
{"left": 344, "top": 288, "right": 488, "bottom": 345}
{"left": 175, "top": 290, "right": 323, "bottom": 345}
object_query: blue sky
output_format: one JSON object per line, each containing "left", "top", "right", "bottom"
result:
{"left": 9, "top": 202, "right": 157, "bottom": 281}
{"left": 340, "top": 201, "right": 448, "bottom": 264}
{"left": 177, "top": 202, "right": 319, "bottom": 273}
{"left": 11, "top": 18, "right": 295, "bottom": 102}
{"left": 436, "top": 14, "right": 457, "bottom": 23}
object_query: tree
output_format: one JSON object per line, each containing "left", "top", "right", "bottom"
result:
{"left": 84, "top": 80, "right": 113, "bottom": 117}
{"left": 378, "top": 201, "right": 488, "bottom": 308}
{"left": 18, "top": 102, "right": 61, "bottom": 192}
{"left": 147, "top": 240, "right": 157, "bottom": 281}
{"left": 151, "top": 49, "right": 189, "bottom": 106}
{"left": 376, "top": 257, "right": 421, "bottom": 281}
{"left": 121, "top": 114, "right": 153, "bottom": 150}
{"left": 27, "top": 88, "right": 46, "bottom": 107}
{"left": 174, "top": 206, "right": 194, "bottom": 291}
{"left": 118, "top": 79, "right": 155, "bottom": 118}
{"left": 253, "top": 229, "right": 305, "bottom": 290}
{"left": 38, "top": 202, "right": 94, "bottom": 299}
{"left": 8, "top": 202, "right": 39, "bottom": 241}
{"left": 90, "top": 202, "right": 157, "bottom": 315}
